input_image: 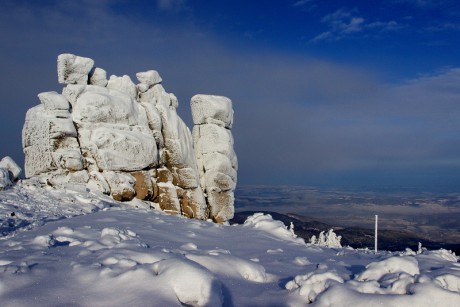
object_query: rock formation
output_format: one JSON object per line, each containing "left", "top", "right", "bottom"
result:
{"left": 22, "top": 53, "right": 237, "bottom": 222}
{"left": 0, "top": 156, "right": 21, "bottom": 190}
{"left": 191, "top": 95, "right": 237, "bottom": 223}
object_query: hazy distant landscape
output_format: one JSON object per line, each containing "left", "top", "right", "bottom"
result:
{"left": 234, "top": 185, "right": 460, "bottom": 246}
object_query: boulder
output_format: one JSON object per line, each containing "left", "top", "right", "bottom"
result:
{"left": 107, "top": 75, "right": 137, "bottom": 99}
{"left": 89, "top": 67, "right": 108, "bottom": 87}
{"left": 0, "top": 168, "right": 12, "bottom": 190}
{"left": 38, "top": 92, "right": 70, "bottom": 110}
{"left": 103, "top": 171, "right": 136, "bottom": 201}
{"left": 57, "top": 54, "right": 94, "bottom": 85}
{"left": 0, "top": 156, "right": 22, "bottom": 181}
{"left": 191, "top": 95, "right": 233, "bottom": 128}
{"left": 136, "top": 70, "right": 162, "bottom": 87}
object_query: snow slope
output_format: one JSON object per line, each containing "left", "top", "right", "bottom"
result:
{"left": 1, "top": 182, "right": 459, "bottom": 306}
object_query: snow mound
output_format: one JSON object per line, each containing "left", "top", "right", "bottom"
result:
{"left": 186, "top": 253, "right": 269, "bottom": 283}
{"left": 152, "top": 257, "right": 223, "bottom": 306}
{"left": 243, "top": 213, "right": 304, "bottom": 244}
{"left": 357, "top": 256, "right": 420, "bottom": 281}
{"left": 286, "top": 271, "right": 344, "bottom": 303}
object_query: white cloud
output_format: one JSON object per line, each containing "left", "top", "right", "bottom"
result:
{"left": 310, "top": 9, "right": 402, "bottom": 42}
{"left": 157, "top": 0, "right": 186, "bottom": 11}
{"left": 292, "top": 0, "right": 312, "bottom": 7}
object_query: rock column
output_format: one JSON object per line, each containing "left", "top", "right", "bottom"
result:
{"left": 191, "top": 95, "right": 237, "bottom": 222}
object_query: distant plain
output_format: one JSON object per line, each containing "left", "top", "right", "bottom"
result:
{"left": 235, "top": 185, "right": 460, "bottom": 245}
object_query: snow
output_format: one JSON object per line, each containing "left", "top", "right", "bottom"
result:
{"left": 1, "top": 183, "right": 460, "bottom": 306}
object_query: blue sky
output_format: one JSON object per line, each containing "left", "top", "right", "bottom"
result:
{"left": 1, "top": 0, "right": 460, "bottom": 191}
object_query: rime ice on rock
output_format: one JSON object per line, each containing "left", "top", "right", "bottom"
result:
{"left": 22, "top": 53, "right": 237, "bottom": 222}
{"left": 57, "top": 54, "right": 94, "bottom": 85}
{"left": 89, "top": 67, "right": 108, "bottom": 87}
{"left": 191, "top": 95, "right": 238, "bottom": 222}
{"left": 0, "top": 156, "right": 22, "bottom": 190}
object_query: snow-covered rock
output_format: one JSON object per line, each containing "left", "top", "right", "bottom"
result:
{"left": 191, "top": 95, "right": 237, "bottom": 222}
{"left": 89, "top": 67, "right": 108, "bottom": 87}
{"left": 0, "top": 168, "right": 12, "bottom": 190}
{"left": 22, "top": 53, "right": 237, "bottom": 222}
{"left": 107, "top": 75, "right": 137, "bottom": 99}
{"left": 136, "top": 70, "right": 162, "bottom": 87}
{"left": 37, "top": 91, "right": 70, "bottom": 110}
{"left": 191, "top": 94, "right": 233, "bottom": 128}
{"left": 0, "top": 156, "right": 22, "bottom": 181}
{"left": 57, "top": 53, "right": 94, "bottom": 85}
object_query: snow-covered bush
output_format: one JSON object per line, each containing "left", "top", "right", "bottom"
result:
{"left": 310, "top": 228, "right": 342, "bottom": 248}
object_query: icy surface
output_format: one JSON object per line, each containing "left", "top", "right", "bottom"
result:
{"left": 1, "top": 184, "right": 459, "bottom": 306}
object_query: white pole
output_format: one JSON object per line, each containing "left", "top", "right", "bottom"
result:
{"left": 375, "top": 215, "right": 378, "bottom": 254}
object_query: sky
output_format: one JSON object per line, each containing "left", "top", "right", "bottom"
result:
{"left": 1, "top": 0, "right": 460, "bottom": 191}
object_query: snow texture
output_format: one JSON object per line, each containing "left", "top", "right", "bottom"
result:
{"left": 1, "top": 183, "right": 459, "bottom": 306}
{"left": 23, "top": 53, "right": 236, "bottom": 221}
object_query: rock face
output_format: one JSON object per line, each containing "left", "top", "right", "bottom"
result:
{"left": 22, "top": 54, "right": 237, "bottom": 222}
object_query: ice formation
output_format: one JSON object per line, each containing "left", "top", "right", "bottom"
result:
{"left": 22, "top": 53, "right": 237, "bottom": 222}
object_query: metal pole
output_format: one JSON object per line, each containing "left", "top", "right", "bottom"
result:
{"left": 375, "top": 215, "right": 378, "bottom": 254}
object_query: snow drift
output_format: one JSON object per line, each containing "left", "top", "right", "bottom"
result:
{"left": 0, "top": 184, "right": 459, "bottom": 306}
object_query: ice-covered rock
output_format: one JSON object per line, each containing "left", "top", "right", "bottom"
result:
{"left": 89, "top": 67, "right": 108, "bottom": 87}
{"left": 57, "top": 53, "right": 94, "bottom": 85}
{"left": 0, "top": 168, "right": 12, "bottom": 190}
{"left": 107, "top": 75, "right": 137, "bottom": 99}
{"left": 22, "top": 53, "right": 238, "bottom": 222}
{"left": 191, "top": 95, "right": 237, "bottom": 222}
{"left": 191, "top": 94, "right": 233, "bottom": 128}
{"left": 38, "top": 91, "right": 70, "bottom": 110}
{"left": 0, "top": 156, "right": 22, "bottom": 181}
{"left": 136, "top": 70, "right": 162, "bottom": 87}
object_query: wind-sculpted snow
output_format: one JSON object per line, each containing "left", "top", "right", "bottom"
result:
{"left": 22, "top": 53, "right": 237, "bottom": 222}
{"left": 0, "top": 185, "right": 459, "bottom": 306}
